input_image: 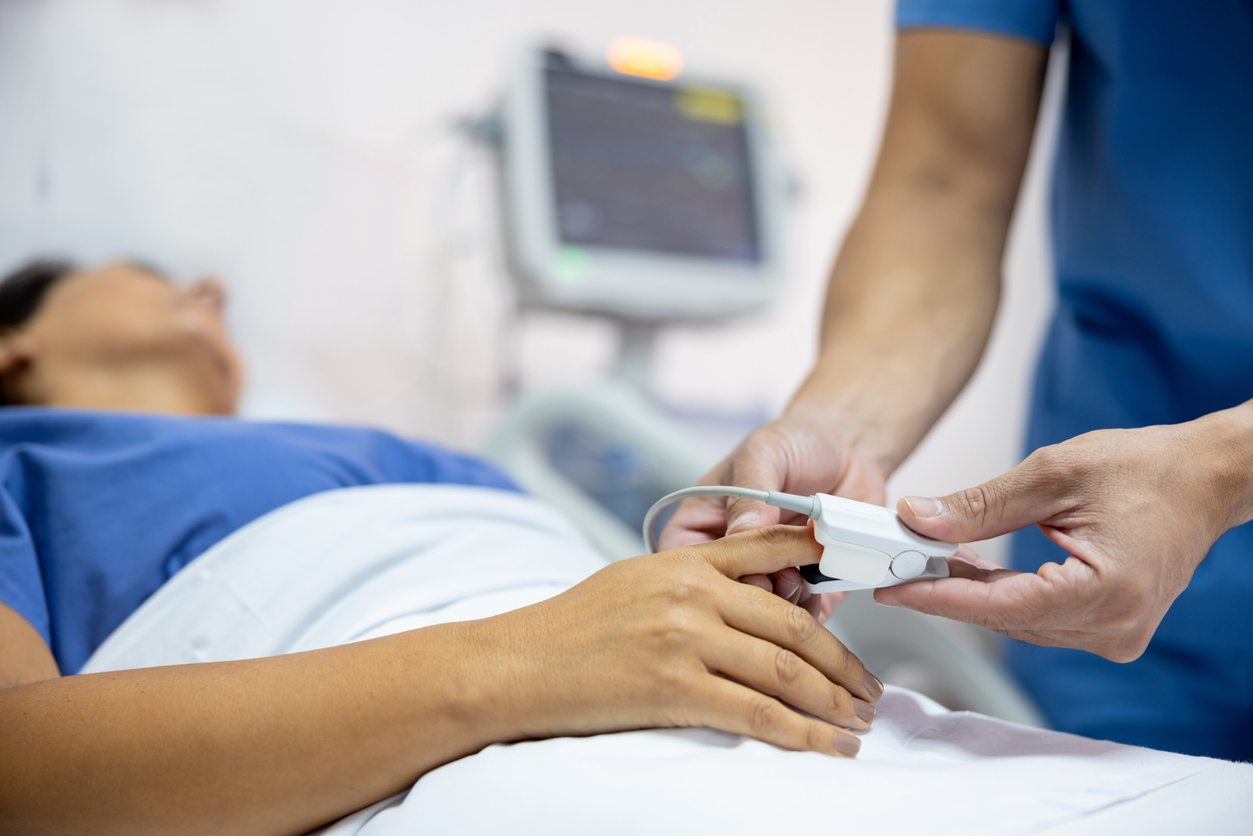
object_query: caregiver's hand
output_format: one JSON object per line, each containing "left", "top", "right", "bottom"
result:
{"left": 657, "top": 415, "right": 887, "bottom": 622}
{"left": 488, "top": 526, "right": 882, "bottom": 757}
{"left": 877, "top": 409, "right": 1253, "bottom": 662}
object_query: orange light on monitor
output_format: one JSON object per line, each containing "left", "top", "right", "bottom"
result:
{"left": 607, "top": 37, "right": 683, "bottom": 81}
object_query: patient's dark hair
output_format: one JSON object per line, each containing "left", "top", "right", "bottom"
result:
{"left": 0, "top": 259, "right": 77, "bottom": 331}
{"left": 0, "top": 260, "right": 77, "bottom": 407}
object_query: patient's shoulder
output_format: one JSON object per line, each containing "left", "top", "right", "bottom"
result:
{"left": 0, "top": 601, "right": 59, "bottom": 689}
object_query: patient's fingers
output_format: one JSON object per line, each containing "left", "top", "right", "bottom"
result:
{"left": 696, "top": 677, "right": 862, "bottom": 758}
{"left": 692, "top": 526, "right": 822, "bottom": 580}
{"left": 717, "top": 581, "right": 878, "bottom": 703}
{"left": 703, "top": 631, "right": 874, "bottom": 731}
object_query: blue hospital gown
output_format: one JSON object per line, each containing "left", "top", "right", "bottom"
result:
{"left": 0, "top": 408, "right": 517, "bottom": 674}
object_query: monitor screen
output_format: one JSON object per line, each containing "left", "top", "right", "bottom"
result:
{"left": 544, "top": 57, "right": 761, "bottom": 264}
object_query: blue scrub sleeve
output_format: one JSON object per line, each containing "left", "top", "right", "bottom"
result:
{"left": 896, "top": 0, "right": 1060, "bottom": 46}
{"left": 0, "top": 481, "right": 50, "bottom": 646}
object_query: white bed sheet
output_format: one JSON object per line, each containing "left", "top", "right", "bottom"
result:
{"left": 83, "top": 485, "right": 1253, "bottom": 835}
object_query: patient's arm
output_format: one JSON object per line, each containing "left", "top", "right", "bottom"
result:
{"left": 0, "top": 527, "right": 879, "bottom": 836}
{"left": 0, "top": 602, "right": 60, "bottom": 688}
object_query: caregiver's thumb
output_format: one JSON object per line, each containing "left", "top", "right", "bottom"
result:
{"left": 895, "top": 453, "right": 1071, "bottom": 543}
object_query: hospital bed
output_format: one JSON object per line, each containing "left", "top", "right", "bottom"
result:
{"left": 83, "top": 484, "right": 1253, "bottom": 835}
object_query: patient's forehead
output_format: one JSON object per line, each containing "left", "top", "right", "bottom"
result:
{"left": 68, "top": 262, "right": 169, "bottom": 287}
{"left": 21, "top": 264, "right": 175, "bottom": 336}
{"left": 48, "top": 263, "right": 169, "bottom": 301}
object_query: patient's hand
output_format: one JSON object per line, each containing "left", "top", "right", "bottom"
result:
{"left": 658, "top": 416, "right": 887, "bottom": 622}
{"left": 485, "top": 526, "right": 882, "bottom": 757}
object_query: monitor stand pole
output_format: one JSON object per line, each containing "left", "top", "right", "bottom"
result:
{"left": 612, "top": 320, "right": 658, "bottom": 391}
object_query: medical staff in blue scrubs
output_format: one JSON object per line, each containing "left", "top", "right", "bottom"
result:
{"left": 663, "top": 1, "right": 1253, "bottom": 758}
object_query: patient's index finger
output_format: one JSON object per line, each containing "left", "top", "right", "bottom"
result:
{"left": 695, "top": 526, "right": 822, "bottom": 579}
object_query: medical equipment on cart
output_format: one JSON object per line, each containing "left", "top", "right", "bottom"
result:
{"left": 643, "top": 487, "right": 955, "bottom": 592}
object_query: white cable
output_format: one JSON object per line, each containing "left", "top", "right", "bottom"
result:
{"left": 642, "top": 486, "right": 815, "bottom": 553}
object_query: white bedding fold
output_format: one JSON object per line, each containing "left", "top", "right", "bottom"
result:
{"left": 82, "top": 485, "right": 1253, "bottom": 836}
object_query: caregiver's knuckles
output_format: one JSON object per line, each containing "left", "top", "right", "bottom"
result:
{"left": 661, "top": 415, "right": 875, "bottom": 542}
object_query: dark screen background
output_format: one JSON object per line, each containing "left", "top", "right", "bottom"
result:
{"left": 544, "top": 61, "right": 761, "bottom": 263}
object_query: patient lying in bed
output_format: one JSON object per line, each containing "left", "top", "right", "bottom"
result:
{"left": 0, "top": 260, "right": 1249, "bottom": 836}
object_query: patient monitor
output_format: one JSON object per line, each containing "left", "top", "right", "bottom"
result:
{"left": 493, "top": 46, "right": 791, "bottom": 386}
{"left": 501, "top": 47, "right": 787, "bottom": 327}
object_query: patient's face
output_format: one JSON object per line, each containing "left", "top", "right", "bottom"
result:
{"left": 17, "top": 263, "right": 243, "bottom": 413}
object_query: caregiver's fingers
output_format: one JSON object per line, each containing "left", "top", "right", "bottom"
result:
{"left": 740, "top": 573, "right": 774, "bottom": 593}
{"left": 692, "top": 526, "right": 822, "bottom": 580}
{"left": 951, "top": 544, "right": 1005, "bottom": 573}
{"left": 936, "top": 552, "right": 1021, "bottom": 583}
{"left": 896, "top": 448, "right": 1078, "bottom": 544}
{"left": 696, "top": 676, "right": 863, "bottom": 758}
{"left": 720, "top": 446, "right": 787, "bottom": 536}
{"left": 770, "top": 566, "right": 805, "bottom": 603}
{"left": 719, "top": 581, "right": 880, "bottom": 703}
{"left": 658, "top": 451, "right": 786, "bottom": 550}
{"left": 801, "top": 591, "right": 823, "bottom": 620}
{"left": 814, "top": 591, "right": 847, "bottom": 623}
{"left": 704, "top": 632, "right": 876, "bottom": 731}
{"left": 873, "top": 563, "right": 1067, "bottom": 632}
{"left": 657, "top": 494, "right": 730, "bottom": 550}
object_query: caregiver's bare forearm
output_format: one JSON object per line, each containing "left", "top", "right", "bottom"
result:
{"left": 0, "top": 623, "right": 503, "bottom": 836}
{"left": 787, "top": 188, "right": 1003, "bottom": 473}
{"left": 790, "top": 30, "right": 1049, "bottom": 472}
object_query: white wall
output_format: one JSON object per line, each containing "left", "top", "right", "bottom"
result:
{"left": 0, "top": 0, "right": 1056, "bottom": 563}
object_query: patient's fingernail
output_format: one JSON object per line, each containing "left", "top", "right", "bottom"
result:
{"left": 903, "top": 496, "right": 943, "bottom": 518}
{"left": 727, "top": 511, "right": 760, "bottom": 534}
{"left": 863, "top": 671, "right": 885, "bottom": 701}
{"left": 832, "top": 732, "right": 861, "bottom": 757}
{"left": 853, "top": 698, "right": 876, "bottom": 724}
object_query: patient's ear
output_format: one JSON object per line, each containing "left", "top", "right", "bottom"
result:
{"left": 0, "top": 331, "right": 37, "bottom": 404}
{"left": 0, "top": 331, "right": 34, "bottom": 375}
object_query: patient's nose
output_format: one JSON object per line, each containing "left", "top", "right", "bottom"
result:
{"left": 182, "top": 278, "right": 228, "bottom": 311}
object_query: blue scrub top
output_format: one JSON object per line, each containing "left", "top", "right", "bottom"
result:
{"left": 897, "top": 1, "right": 1253, "bottom": 758}
{"left": 0, "top": 409, "right": 517, "bottom": 675}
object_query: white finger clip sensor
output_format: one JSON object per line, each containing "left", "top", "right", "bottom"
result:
{"left": 801, "top": 493, "right": 955, "bottom": 593}
{"left": 643, "top": 487, "right": 956, "bottom": 593}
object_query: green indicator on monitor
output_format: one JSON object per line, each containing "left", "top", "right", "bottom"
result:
{"left": 555, "top": 247, "right": 591, "bottom": 284}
